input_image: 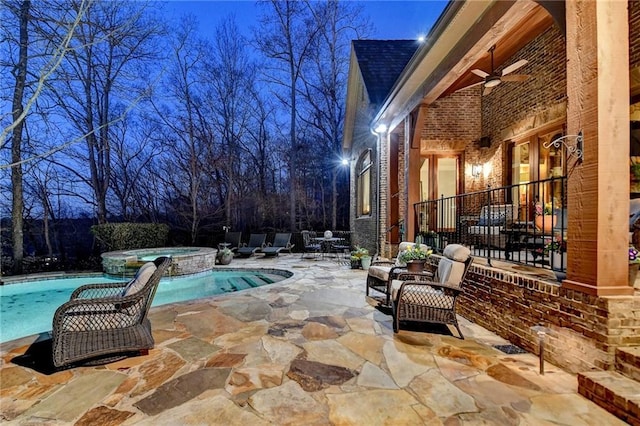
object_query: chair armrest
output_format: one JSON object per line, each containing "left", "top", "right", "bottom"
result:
{"left": 70, "top": 282, "right": 129, "bottom": 300}
{"left": 397, "top": 280, "right": 462, "bottom": 296}
{"left": 395, "top": 271, "right": 434, "bottom": 282}
{"left": 371, "top": 260, "right": 395, "bottom": 267}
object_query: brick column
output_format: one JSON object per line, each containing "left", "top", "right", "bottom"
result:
{"left": 563, "top": 0, "right": 632, "bottom": 296}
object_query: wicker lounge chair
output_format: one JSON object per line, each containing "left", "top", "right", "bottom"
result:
{"left": 366, "top": 242, "right": 430, "bottom": 307}
{"left": 237, "top": 233, "right": 267, "bottom": 257}
{"left": 262, "top": 233, "right": 294, "bottom": 256}
{"left": 52, "top": 257, "right": 171, "bottom": 368}
{"left": 391, "top": 244, "right": 473, "bottom": 338}
{"left": 219, "top": 231, "right": 242, "bottom": 252}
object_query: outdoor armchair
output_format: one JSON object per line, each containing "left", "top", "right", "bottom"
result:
{"left": 366, "top": 242, "right": 430, "bottom": 307}
{"left": 301, "top": 230, "right": 321, "bottom": 258}
{"left": 52, "top": 256, "right": 171, "bottom": 368}
{"left": 391, "top": 244, "right": 473, "bottom": 338}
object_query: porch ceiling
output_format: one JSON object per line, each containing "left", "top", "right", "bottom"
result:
{"left": 441, "top": 6, "right": 554, "bottom": 97}
{"left": 376, "top": 1, "right": 556, "bottom": 131}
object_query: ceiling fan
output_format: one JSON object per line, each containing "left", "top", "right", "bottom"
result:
{"left": 462, "top": 45, "right": 529, "bottom": 95}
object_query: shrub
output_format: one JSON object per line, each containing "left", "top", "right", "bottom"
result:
{"left": 91, "top": 223, "right": 169, "bottom": 251}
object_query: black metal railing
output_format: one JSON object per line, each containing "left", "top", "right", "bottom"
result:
{"left": 414, "top": 177, "right": 567, "bottom": 273}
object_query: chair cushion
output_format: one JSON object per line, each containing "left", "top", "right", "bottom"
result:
{"left": 368, "top": 265, "right": 391, "bottom": 281}
{"left": 123, "top": 262, "right": 157, "bottom": 296}
{"left": 437, "top": 258, "right": 466, "bottom": 287}
{"left": 391, "top": 280, "right": 447, "bottom": 306}
{"left": 443, "top": 244, "right": 471, "bottom": 262}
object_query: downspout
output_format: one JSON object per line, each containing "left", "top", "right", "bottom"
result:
{"left": 372, "top": 124, "right": 387, "bottom": 257}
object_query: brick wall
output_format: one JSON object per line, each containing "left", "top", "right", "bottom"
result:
{"left": 453, "top": 261, "right": 640, "bottom": 373}
{"left": 350, "top": 106, "right": 378, "bottom": 255}
{"left": 481, "top": 26, "right": 566, "bottom": 186}
{"left": 420, "top": 87, "right": 483, "bottom": 192}
{"left": 422, "top": 88, "right": 482, "bottom": 141}
{"left": 631, "top": 0, "right": 640, "bottom": 69}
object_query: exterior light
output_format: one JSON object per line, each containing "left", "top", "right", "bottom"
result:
{"left": 531, "top": 323, "right": 551, "bottom": 375}
{"left": 484, "top": 76, "right": 501, "bottom": 88}
{"left": 374, "top": 123, "right": 387, "bottom": 134}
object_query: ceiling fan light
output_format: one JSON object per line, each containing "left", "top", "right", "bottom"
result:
{"left": 484, "top": 78, "right": 501, "bottom": 88}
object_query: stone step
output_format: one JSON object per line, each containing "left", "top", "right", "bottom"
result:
{"left": 617, "top": 347, "right": 640, "bottom": 382}
{"left": 577, "top": 371, "right": 640, "bottom": 426}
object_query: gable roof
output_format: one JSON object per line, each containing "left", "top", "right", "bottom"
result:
{"left": 352, "top": 40, "right": 420, "bottom": 106}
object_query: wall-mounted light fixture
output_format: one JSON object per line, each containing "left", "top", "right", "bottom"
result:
{"left": 543, "top": 131, "right": 583, "bottom": 162}
{"left": 471, "top": 164, "right": 483, "bottom": 178}
{"left": 373, "top": 123, "right": 387, "bottom": 134}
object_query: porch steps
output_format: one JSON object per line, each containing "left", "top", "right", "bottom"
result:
{"left": 577, "top": 347, "right": 640, "bottom": 425}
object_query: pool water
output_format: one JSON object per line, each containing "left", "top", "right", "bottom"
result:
{"left": 0, "top": 270, "right": 288, "bottom": 343}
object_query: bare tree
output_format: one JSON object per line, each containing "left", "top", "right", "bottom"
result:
{"left": 254, "top": 0, "right": 324, "bottom": 231}
{"left": 204, "top": 16, "right": 256, "bottom": 231}
{"left": 49, "top": 0, "right": 164, "bottom": 224}
{"left": 6, "top": 0, "right": 31, "bottom": 273}
{"left": 299, "top": 0, "right": 370, "bottom": 229}
{"left": 151, "top": 15, "right": 221, "bottom": 243}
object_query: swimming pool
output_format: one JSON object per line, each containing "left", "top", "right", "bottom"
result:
{"left": 0, "top": 269, "right": 291, "bottom": 343}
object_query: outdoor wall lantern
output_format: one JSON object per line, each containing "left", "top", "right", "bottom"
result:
{"left": 471, "top": 164, "right": 483, "bottom": 178}
{"left": 543, "top": 130, "right": 583, "bottom": 162}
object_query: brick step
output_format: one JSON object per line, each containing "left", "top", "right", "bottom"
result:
{"left": 617, "top": 347, "right": 640, "bottom": 382}
{"left": 578, "top": 371, "right": 640, "bottom": 426}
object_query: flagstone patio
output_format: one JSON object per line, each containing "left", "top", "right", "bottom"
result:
{"left": 0, "top": 255, "right": 626, "bottom": 425}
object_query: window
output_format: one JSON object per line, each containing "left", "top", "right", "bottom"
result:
{"left": 357, "top": 150, "right": 372, "bottom": 216}
{"left": 508, "top": 127, "right": 566, "bottom": 219}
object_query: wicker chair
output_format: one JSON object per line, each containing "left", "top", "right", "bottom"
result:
{"left": 391, "top": 244, "right": 473, "bottom": 338}
{"left": 52, "top": 256, "right": 171, "bottom": 368}
{"left": 366, "top": 242, "right": 430, "bottom": 307}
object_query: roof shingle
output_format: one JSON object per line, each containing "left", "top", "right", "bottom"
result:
{"left": 353, "top": 40, "right": 420, "bottom": 106}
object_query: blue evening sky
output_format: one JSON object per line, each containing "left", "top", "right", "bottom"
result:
{"left": 166, "top": 0, "right": 447, "bottom": 40}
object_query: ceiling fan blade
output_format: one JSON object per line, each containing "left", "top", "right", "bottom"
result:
{"left": 456, "top": 80, "right": 484, "bottom": 92}
{"left": 501, "top": 74, "right": 529, "bottom": 82}
{"left": 502, "top": 59, "right": 528, "bottom": 76}
{"left": 482, "top": 85, "right": 494, "bottom": 96}
{"left": 471, "top": 69, "right": 489, "bottom": 78}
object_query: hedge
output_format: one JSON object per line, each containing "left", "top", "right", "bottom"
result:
{"left": 91, "top": 223, "right": 169, "bottom": 251}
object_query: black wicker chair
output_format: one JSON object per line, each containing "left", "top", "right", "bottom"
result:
{"left": 391, "top": 245, "right": 473, "bottom": 338}
{"left": 52, "top": 256, "right": 171, "bottom": 368}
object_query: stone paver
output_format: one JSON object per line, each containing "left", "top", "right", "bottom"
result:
{"left": 0, "top": 255, "right": 628, "bottom": 424}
